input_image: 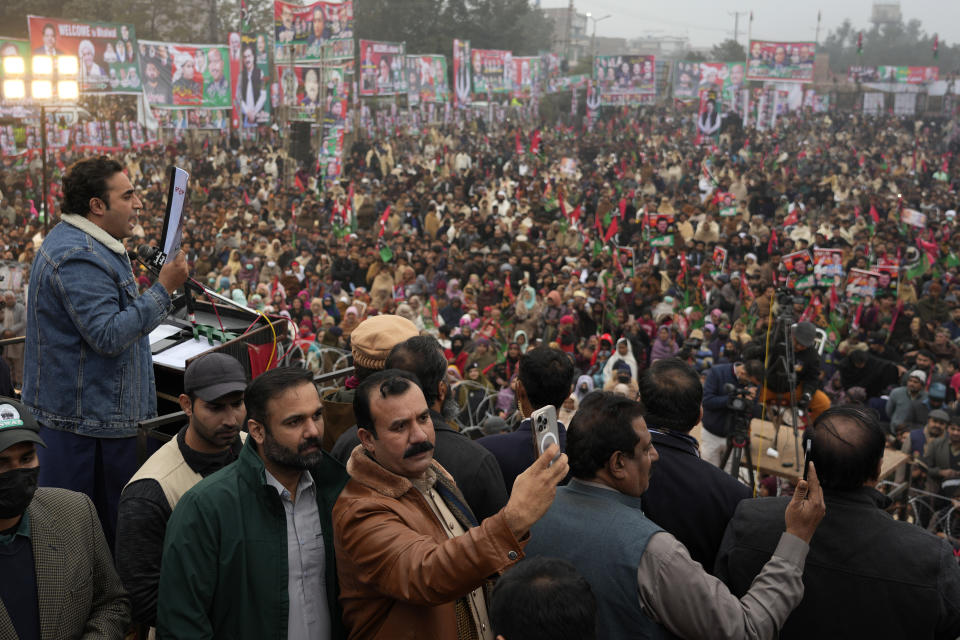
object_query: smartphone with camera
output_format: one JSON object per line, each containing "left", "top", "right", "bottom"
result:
{"left": 803, "top": 438, "right": 812, "bottom": 481}
{"left": 530, "top": 405, "right": 561, "bottom": 463}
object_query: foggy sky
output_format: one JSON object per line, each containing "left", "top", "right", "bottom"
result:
{"left": 542, "top": 0, "right": 960, "bottom": 51}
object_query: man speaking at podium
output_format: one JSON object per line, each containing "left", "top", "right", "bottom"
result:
{"left": 22, "top": 156, "right": 189, "bottom": 548}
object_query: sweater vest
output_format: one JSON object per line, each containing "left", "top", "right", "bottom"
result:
{"left": 127, "top": 432, "right": 247, "bottom": 511}
{"left": 526, "top": 479, "right": 667, "bottom": 640}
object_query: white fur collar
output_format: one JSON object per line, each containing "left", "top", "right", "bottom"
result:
{"left": 60, "top": 214, "right": 127, "bottom": 256}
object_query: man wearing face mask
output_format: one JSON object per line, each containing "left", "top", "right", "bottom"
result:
{"left": 0, "top": 397, "right": 130, "bottom": 639}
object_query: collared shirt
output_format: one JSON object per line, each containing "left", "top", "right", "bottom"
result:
{"left": 413, "top": 470, "right": 494, "bottom": 640}
{"left": 265, "top": 469, "right": 329, "bottom": 640}
{"left": 0, "top": 510, "right": 30, "bottom": 545}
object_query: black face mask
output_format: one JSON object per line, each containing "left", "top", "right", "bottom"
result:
{"left": 0, "top": 467, "right": 39, "bottom": 520}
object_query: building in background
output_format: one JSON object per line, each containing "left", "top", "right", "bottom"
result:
{"left": 542, "top": 6, "right": 588, "bottom": 62}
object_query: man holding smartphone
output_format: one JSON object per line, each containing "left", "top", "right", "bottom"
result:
{"left": 524, "top": 390, "right": 826, "bottom": 640}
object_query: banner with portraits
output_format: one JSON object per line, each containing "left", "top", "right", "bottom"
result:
{"left": 139, "top": 41, "right": 230, "bottom": 108}
{"left": 27, "top": 16, "right": 141, "bottom": 94}
{"left": 845, "top": 268, "right": 882, "bottom": 301}
{"left": 847, "top": 65, "right": 939, "bottom": 84}
{"left": 510, "top": 56, "right": 540, "bottom": 99}
{"left": 471, "top": 49, "right": 511, "bottom": 96}
{"left": 359, "top": 40, "right": 406, "bottom": 96}
{"left": 747, "top": 40, "right": 815, "bottom": 83}
{"left": 276, "top": 65, "right": 324, "bottom": 117}
{"left": 783, "top": 249, "right": 815, "bottom": 289}
{"left": 593, "top": 55, "right": 656, "bottom": 105}
{"left": 698, "top": 62, "right": 747, "bottom": 110}
{"left": 405, "top": 55, "right": 449, "bottom": 105}
{"left": 229, "top": 32, "right": 272, "bottom": 129}
{"left": 273, "top": 0, "right": 354, "bottom": 63}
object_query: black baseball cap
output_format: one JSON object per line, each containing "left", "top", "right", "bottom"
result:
{"left": 184, "top": 353, "right": 248, "bottom": 402}
{"left": 0, "top": 397, "right": 45, "bottom": 453}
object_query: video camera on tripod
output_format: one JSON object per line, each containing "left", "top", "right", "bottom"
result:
{"left": 720, "top": 382, "right": 756, "bottom": 486}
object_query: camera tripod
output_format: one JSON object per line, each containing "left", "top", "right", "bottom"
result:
{"left": 719, "top": 416, "right": 756, "bottom": 488}
{"left": 763, "top": 296, "right": 803, "bottom": 470}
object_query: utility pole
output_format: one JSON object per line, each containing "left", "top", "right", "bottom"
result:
{"left": 729, "top": 11, "right": 748, "bottom": 44}
{"left": 566, "top": 0, "right": 574, "bottom": 61}
{"left": 815, "top": 10, "right": 822, "bottom": 46}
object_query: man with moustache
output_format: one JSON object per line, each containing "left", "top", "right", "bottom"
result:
{"left": 334, "top": 370, "right": 569, "bottom": 640}
{"left": 157, "top": 367, "right": 350, "bottom": 640}
{"left": 115, "top": 352, "right": 247, "bottom": 629}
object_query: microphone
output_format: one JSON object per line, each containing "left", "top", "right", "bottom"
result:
{"left": 136, "top": 245, "right": 196, "bottom": 324}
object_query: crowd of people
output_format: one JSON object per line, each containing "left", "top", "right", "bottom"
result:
{"left": 2, "top": 98, "right": 960, "bottom": 638}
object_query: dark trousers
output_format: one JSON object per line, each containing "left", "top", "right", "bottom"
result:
{"left": 36, "top": 427, "right": 139, "bottom": 551}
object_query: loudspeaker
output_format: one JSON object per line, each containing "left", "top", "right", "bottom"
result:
{"left": 291, "top": 122, "right": 312, "bottom": 165}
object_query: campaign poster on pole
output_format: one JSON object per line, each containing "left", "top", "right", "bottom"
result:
{"left": 593, "top": 55, "right": 656, "bottom": 105}
{"left": 470, "top": 49, "right": 511, "bottom": 96}
{"left": 139, "top": 41, "right": 230, "bottom": 108}
{"left": 28, "top": 16, "right": 141, "bottom": 94}
{"left": 453, "top": 39, "right": 471, "bottom": 107}
{"left": 405, "top": 55, "right": 449, "bottom": 105}
{"left": 673, "top": 61, "right": 699, "bottom": 99}
{"left": 746, "top": 40, "right": 815, "bottom": 82}
{"left": 229, "top": 31, "right": 271, "bottom": 128}
{"left": 359, "top": 40, "right": 406, "bottom": 96}
{"left": 274, "top": 0, "right": 354, "bottom": 63}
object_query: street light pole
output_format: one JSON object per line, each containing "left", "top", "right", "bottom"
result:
{"left": 588, "top": 14, "right": 612, "bottom": 62}
{"left": 40, "top": 105, "right": 48, "bottom": 233}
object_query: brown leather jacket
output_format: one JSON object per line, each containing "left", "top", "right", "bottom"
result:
{"left": 333, "top": 446, "right": 526, "bottom": 640}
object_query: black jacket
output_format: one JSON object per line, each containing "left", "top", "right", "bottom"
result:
{"left": 331, "top": 410, "right": 509, "bottom": 522}
{"left": 716, "top": 487, "right": 960, "bottom": 639}
{"left": 640, "top": 429, "right": 751, "bottom": 573}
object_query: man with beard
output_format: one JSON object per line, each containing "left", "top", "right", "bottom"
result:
{"left": 156, "top": 367, "right": 350, "bottom": 640}
{"left": 116, "top": 352, "right": 247, "bottom": 630}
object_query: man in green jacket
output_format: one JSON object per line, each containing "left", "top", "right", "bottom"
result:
{"left": 156, "top": 367, "right": 350, "bottom": 640}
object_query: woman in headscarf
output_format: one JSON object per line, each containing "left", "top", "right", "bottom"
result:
{"left": 446, "top": 334, "right": 469, "bottom": 375}
{"left": 513, "top": 286, "right": 541, "bottom": 341}
{"left": 601, "top": 338, "right": 639, "bottom": 384}
{"left": 650, "top": 325, "right": 679, "bottom": 363}
{"left": 225, "top": 250, "right": 243, "bottom": 283}
{"left": 340, "top": 305, "right": 361, "bottom": 338}
{"left": 395, "top": 302, "right": 424, "bottom": 330}
{"left": 322, "top": 294, "right": 341, "bottom": 325}
{"left": 573, "top": 374, "right": 595, "bottom": 404}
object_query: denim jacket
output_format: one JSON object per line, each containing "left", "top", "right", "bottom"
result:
{"left": 23, "top": 215, "right": 172, "bottom": 437}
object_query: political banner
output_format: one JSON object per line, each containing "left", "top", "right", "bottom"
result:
{"left": 471, "top": 49, "right": 511, "bottom": 95}
{"left": 139, "top": 42, "right": 230, "bottom": 108}
{"left": 154, "top": 109, "right": 229, "bottom": 130}
{"left": 229, "top": 32, "right": 271, "bottom": 128}
{"left": 510, "top": 56, "right": 540, "bottom": 99}
{"left": 813, "top": 248, "right": 845, "bottom": 285}
{"left": 673, "top": 61, "right": 699, "bottom": 99}
{"left": 716, "top": 191, "right": 737, "bottom": 217}
{"left": 874, "top": 263, "right": 899, "bottom": 291}
{"left": 848, "top": 65, "right": 939, "bottom": 84}
{"left": 546, "top": 74, "right": 588, "bottom": 94}
{"left": 273, "top": 0, "right": 354, "bottom": 63}
{"left": 276, "top": 65, "right": 324, "bottom": 117}
{"left": 28, "top": 16, "right": 141, "bottom": 94}
{"left": 359, "top": 40, "right": 406, "bottom": 96}
{"left": 901, "top": 208, "right": 927, "bottom": 228}
{"left": 698, "top": 62, "right": 747, "bottom": 110}
{"left": 593, "top": 55, "right": 656, "bottom": 105}
{"left": 405, "top": 55, "right": 449, "bottom": 105}
{"left": 453, "top": 39, "right": 471, "bottom": 106}
{"left": 845, "top": 268, "right": 882, "bottom": 301}
{"left": 746, "top": 40, "right": 815, "bottom": 82}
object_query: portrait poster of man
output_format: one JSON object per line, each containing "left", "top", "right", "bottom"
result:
{"left": 229, "top": 32, "right": 271, "bottom": 128}
{"left": 746, "top": 40, "right": 815, "bottom": 82}
{"left": 452, "top": 38, "right": 471, "bottom": 106}
{"left": 698, "top": 62, "right": 747, "bottom": 111}
{"left": 673, "top": 61, "right": 699, "bottom": 99}
{"left": 783, "top": 250, "right": 815, "bottom": 290}
{"left": 27, "top": 16, "right": 141, "bottom": 94}
{"left": 510, "top": 56, "right": 540, "bottom": 99}
{"left": 813, "top": 248, "right": 845, "bottom": 285}
{"left": 359, "top": 40, "right": 406, "bottom": 96}
{"left": 874, "top": 262, "right": 900, "bottom": 292}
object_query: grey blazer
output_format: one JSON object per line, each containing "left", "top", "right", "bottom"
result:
{"left": 0, "top": 487, "right": 130, "bottom": 639}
